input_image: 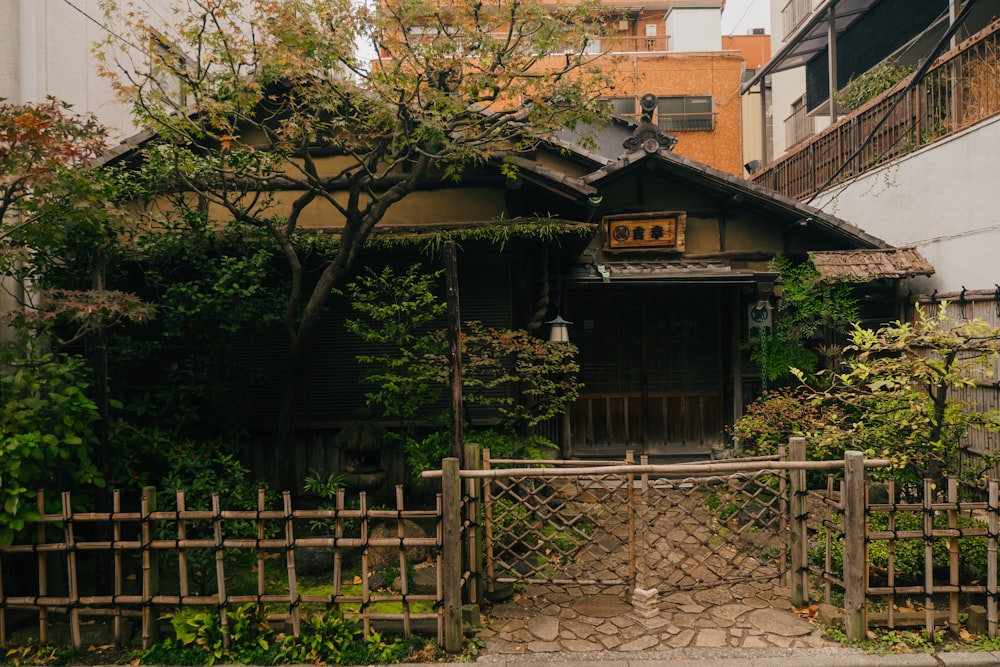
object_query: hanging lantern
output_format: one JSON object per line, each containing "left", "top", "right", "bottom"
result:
{"left": 546, "top": 315, "right": 572, "bottom": 343}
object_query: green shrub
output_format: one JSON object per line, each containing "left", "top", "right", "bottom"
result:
{"left": 274, "top": 608, "right": 359, "bottom": 665}
{"left": 811, "top": 511, "right": 990, "bottom": 588}
{"left": 167, "top": 604, "right": 274, "bottom": 666}
{"left": 835, "top": 59, "right": 915, "bottom": 110}
{"left": 0, "top": 347, "right": 103, "bottom": 547}
{"left": 133, "top": 638, "right": 212, "bottom": 666}
{"left": 137, "top": 605, "right": 419, "bottom": 666}
{"left": 729, "top": 387, "right": 828, "bottom": 455}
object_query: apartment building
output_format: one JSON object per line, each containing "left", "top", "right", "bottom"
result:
{"left": 742, "top": 0, "right": 1000, "bottom": 453}
{"left": 745, "top": 0, "right": 1000, "bottom": 294}
{"left": 594, "top": 1, "right": 749, "bottom": 174}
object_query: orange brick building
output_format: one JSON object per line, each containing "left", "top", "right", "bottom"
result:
{"left": 577, "top": 1, "right": 751, "bottom": 175}
{"left": 603, "top": 51, "right": 745, "bottom": 174}
{"left": 379, "top": 0, "right": 750, "bottom": 175}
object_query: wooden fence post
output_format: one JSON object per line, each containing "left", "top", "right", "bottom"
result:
{"left": 843, "top": 451, "right": 867, "bottom": 641}
{"left": 441, "top": 458, "right": 463, "bottom": 653}
{"left": 788, "top": 437, "right": 807, "bottom": 607}
{"left": 923, "top": 478, "right": 935, "bottom": 638}
{"left": 989, "top": 480, "right": 998, "bottom": 637}
{"left": 36, "top": 490, "right": 49, "bottom": 647}
{"left": 464, "top": 442, "right": 484, "bottom": 606}
{"left": 61, "top": 492, "right": 81, "bottom": 650}
{"left": 140, "top": 487, "right": 159, "bottom": 649}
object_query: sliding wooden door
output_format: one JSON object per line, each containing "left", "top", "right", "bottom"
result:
{"left": 566, "top": 288, "right": 723, "bottom": 457}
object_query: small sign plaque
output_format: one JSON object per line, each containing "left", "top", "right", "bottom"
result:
{"left": 604, "top": 212, "right": 686, "bottom": 251}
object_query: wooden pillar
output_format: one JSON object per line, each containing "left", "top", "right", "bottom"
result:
{"left": 140, "top": 487, "right": 159, "bottom": 648}
{"left": 989, "top": 480, "right": 998, "bottom": 637}
{"left": 464, "top": 442, "right": 485, "bottom": 604}
{"left": 923, "top": 479, "right": 935, "bottom": 638}
{"left": 842, "top": 451, "right": 866, "bottom": 641}
{"left": 62, "top": 493, "right": 81, "bottom": 650}
{"left": 788, "top": 437, "right": 808, "bottom": 607}
{"left": 441, "top": 458, "right": 463, "bottom": 653}
{"left": 445, "top": 241, "right": 463, "bottom": 464}
{"left": 36, "top": 490, "right": 49, "bottom": 646}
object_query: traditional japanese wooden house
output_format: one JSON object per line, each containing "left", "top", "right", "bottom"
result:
{"left": 101, "top": 98, "right": 933, "bottom": 485}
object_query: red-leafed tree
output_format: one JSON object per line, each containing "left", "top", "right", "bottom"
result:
{"left": 0, "top": 99, "right": 151, "bottom": 546}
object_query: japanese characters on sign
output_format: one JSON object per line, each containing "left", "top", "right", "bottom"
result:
{"left": 603, "top": 212, "right": 686, "bottom": 251}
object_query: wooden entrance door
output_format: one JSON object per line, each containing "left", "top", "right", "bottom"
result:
{"left": 566, "top": 288, "right": 723, "bottom": 457}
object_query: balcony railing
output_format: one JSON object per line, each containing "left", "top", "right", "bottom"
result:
{"left": 752, "top": 19, "right": 1000, "bottom": 202}
{"left": 658, "top": 113, "right": 716, "bottom": 132}
{"left": 600, "top": 35, "right": 669, "bottom": 53}
{"left": 782, "top": 0, "right": 814, "bottom": 39}
{"left": 784, "top": 99, "right": 814, "bottom": 147}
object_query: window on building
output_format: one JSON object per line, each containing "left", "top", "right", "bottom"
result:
{"left": 657, "top": 96, "right": 714, "bottom": 131}
{"left": 604, "top": 96, "right": 638, "bottom": 120}
{"left": 784, "top": 94, "right": 814, "bottom": 147}
{"left": 781, "top": 0, "right": 814, "bottom": 38}
{"left": 150, "top": 30, "right": 196, "bottom": 108}
{"left": 582, "top": 36, "right": 603, "bottom": 55}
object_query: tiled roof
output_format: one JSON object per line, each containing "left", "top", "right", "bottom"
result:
{"left": 809, "top": 247, "right": 935, "bottom": 282}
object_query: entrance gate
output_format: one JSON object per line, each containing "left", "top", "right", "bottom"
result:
{"left": 481, "top": 455, "right": 789, "bottom": 599}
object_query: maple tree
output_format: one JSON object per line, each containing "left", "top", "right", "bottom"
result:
{"left": 97, "top": 0, "right": 613, "bottom": 489}
{"left": 0, "top": 99, "right": 152, "bottom": 545}
{"left": 0, "top": 98, "right": 106, "bottom": 223}
{"left": 737, "top": 304, "right": 1000, "bottom": 490}
{"left": 1, "top": 98, "right": 151, "bottom": 337}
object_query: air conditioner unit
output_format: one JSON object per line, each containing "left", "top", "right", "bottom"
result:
{"left": 617, "top": 19, "right": 629, "bottom": 31}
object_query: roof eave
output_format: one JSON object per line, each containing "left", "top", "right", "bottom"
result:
{"left": 583, "top": 147, "right": 889, "bottom": 250}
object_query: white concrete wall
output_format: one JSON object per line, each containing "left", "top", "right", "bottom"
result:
{"left": 0, "top": 0, "right": 166, "bottom": 140}
{"left": 768, "top": 67, "right": 801, "bottom": 158}
{"left": 809, "top": 116, "right": 1000, "bottom": 296}
{"left": 0, "top": 3, "right": 22, "bottom": 103}
{"left": 666, "top": 7, "right": 723, "bottom": 52}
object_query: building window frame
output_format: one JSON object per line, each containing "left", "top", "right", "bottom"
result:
{"left": 657, "top": 95, "right": 715, "bottom": 132}
{"left": 603, "top": 96, "right": 638, "bottom": 121}
{"left": 784, "top": 94, "right": 814, "bottom": 148}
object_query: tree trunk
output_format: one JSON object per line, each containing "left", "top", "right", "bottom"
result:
{"left": 926, "top": 351, "right": 956, "bottom": 484}
{"left": 277, "top": 339, "right": 307, "bottom": 496}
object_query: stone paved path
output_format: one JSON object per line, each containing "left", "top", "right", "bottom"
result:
{"left": 475, "top": 581, "right": 838, "bottom": 656}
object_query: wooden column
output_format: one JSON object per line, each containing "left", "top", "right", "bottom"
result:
{"left": 842, "top": 451, "right": 866, "bottom": 641}
{"left": 62, "top": 492, "right": 81, "bottom": 650}
{"left": 464, "top": 442, "right": 484, "bottom": 605}
{"left": 445, "top": 241, "right": 463, "bottom": 464}
{"left": 140, "top": 487, "right": 159, "bottom": 648}
{"left": 789, "top": 437, "right": 808, "bottom": 607}
{"left": 441, "top": 458, "right": 463, "bottom": 653}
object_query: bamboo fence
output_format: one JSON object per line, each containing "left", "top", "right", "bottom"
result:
{"left": 0, "top": 485, "right": 444, "bottom": 650}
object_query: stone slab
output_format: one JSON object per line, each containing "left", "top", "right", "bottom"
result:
{"left": 570, "top": 594, "right": 632, "bottom": 618}
{"left": 491, "top": 604, "right": 532, "bottom": 619}
{"left": 529, "top": 615, "right": 560, "bottom": 642}
{"left": 747, "top": 607, "right": 814, "bottom": 637}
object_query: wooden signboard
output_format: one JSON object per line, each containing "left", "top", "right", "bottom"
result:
{"left": 604, "top": 212, "right": 686, "bottom": 251}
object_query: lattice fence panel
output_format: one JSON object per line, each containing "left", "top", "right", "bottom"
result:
{"left": 485, "top": 473, "right": 633, "bottom": 586}
{"left": 637, "top": 471, "right": 788, "bottom": 593}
